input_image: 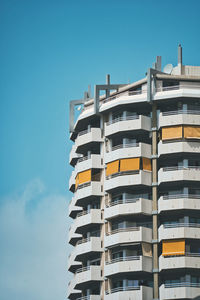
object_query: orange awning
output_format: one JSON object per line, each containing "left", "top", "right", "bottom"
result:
{"left": 162, "top": 239, "right": 185, "bottom": 256}
{"left": 106, "top": 160, "right": 119, "bottom": 176}
{"left": 142, "top": 158, "right": 152, "bottom": 171}
{"left": 78, "top": 169, "right": 91, "bottom": 185}
{"left": 120, "top": 158, "right": 140, "bottom": 171}
{"left": 184, "top": 126, "right": 200, "bottom": 139}
{"left": 162, "top": 126, "right": 183, "bottom": 140}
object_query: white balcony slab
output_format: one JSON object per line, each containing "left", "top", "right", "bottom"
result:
{"left": 105, "top": 256, "right": 152, "bottom": 277}
{"left": 105, "top": 143, "right": 151, "bottom": 163}
{"left": 158, "top": 196, "right": 200, "bottom": 213}
{"left": 67, "top": 278, "right": 81, "bottom": 300}
{"left": 159, "top": 284, "right": 200, "bottom": 300}
{"left": 75, "top": 182, "right": 103, "bottom": 206}
{"left": 75, "top": 265, "right": 103, "bottom": 289}
{"left": 105, "top": 171, "right": 152, "bottom": 192}
{"left": 69, "top": 170, "right": 76, "bottom": 192}
{"left": 75, "top": 128, "right": 103, "bottom": 151}
{"left": 68, "top": 249, "right": 82, "bottom": 273}
{"left": 100, "top": 92, "right": 148, "bottom": 113}
{"left": 158, "top": 141, "right": 200, "bottom": 156}
{"left": 74, "top": 209, "right": 103, "bottom": 234}
{"left": 159, "top": 112, "right": 200, "bottom": 128}
{"left": 105, "top": 198, "right": 152, "bottom": 220}
{"left": 154, "top": 85, "right": 200, "bottom": 102}
{"left": 75, "top": 237, "right": 103, "bottom": 260}
{"left": 75, "top": 154, "right": 102, "bottom": 174}
{"left": 105, "top": 227, "right": 152, "bottom": 248}
{"left": 68, "top": 221, "right": 82, "bottom": 246}
{"left": 68, "top": 196, "right": 82, "bottom": 219}
{"left": 158, "top": 168, "right": 200, "bottom": 185}
{"left": 159, "top": 225, "right": 200, "bottom": 241}
{"left": 105, "top": 115, "right": 151, "bottom": 137}
{"left": 105, "top": 286, "right": 153, "bottom": 300}
{"left": 69, "top": 144, "right": 82, "bottom": 166}
{"left": 159, "top": 255, "right": 200, "bottom": 271}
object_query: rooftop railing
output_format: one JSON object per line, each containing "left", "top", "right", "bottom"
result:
{"left": 157, "top": 84, "right": 200, "bottom": 93}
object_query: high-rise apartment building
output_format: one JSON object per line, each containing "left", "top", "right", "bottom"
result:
{"left": 68, "top": 46, "right": 200, "bottom": 300}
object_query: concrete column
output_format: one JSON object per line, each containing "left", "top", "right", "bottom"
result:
{"left": 152, "top": 103, "right": 159, "bottom": 300}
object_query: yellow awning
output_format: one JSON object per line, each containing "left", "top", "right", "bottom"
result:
{"left": 120, "top": 158, "right": 140, "bottom": 171}
{"left": 162, "top": 239, "right": 185, "bottom": 256}
{"left": 162, "top": 126, "right": 183, "bottom": 140}
{"left": 184, "top": 126, "right": 200, "bottom": 139}
{"left": 78, "top": 169, "right": 91, "bottom": 185}
{"left": 142, "top": 158, "right": 152, "bottom": 171}
{"left": 106, "top": 160, "right": 119, "bottom": 176}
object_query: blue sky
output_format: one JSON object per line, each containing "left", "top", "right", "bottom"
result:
{"left": 0, "top": 0, "right": 200, "bottom": 299}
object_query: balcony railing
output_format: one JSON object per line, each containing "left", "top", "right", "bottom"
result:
{"left": 163, "top": 223, "right": 200, "bottom": 228}
{"left": 76, "top": 237, "right": 91, "bottom": 245}
{"left": 106, "top": 115, "right": 139, "bottom": 126}
{"left": 162, "top": 193, "right": 200, "bottom": 200}
{"left": 107, "top": 143, "right": 139, "bottom": 152}
{"left": 106, "top": 226, "right": 139, "bottom": 236}
{"left": 162, "top": 109, "right": 200, "bottom": 116}
{"left": 77, "top": 182, "right": 91, "bottom": 190}
{"left": 162, "top": 252, "right": 200, "bottom": 258}
{"left": 77, "top": 155, "right": 90, "bottom": 163}
{"left": 164, "top": 282, "right": 200, "bottom": 288}
{"left": 105, "top": 255, "right": 140, "bottom": 265}
{"left": 77, "top": 210, "right": 90, "bottom": 218}
{"left": 106, "top": 197, "right": 141, "bottom": 207}
{"left": 156, "top": 84, "right": 200, "bottom": 93}
{"left": 106, "top": 170, "right": 140, "bottom": 180}
{"left": 78, "top": 128, "right": 91, "bottom": 136}
{"left": 76, "top": 265, "right": 91, "bottom": 274}
{"left": 105, "top": 285, "right": 140, "bottom": 295}
{"left": 162, "top": 166, "right": 200, "bottom": 172}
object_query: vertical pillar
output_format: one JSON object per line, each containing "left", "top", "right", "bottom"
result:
{"left": 152, "top": 103, "right": 159, "bottom": 299}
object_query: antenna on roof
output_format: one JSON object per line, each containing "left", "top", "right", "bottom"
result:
{"left": 178, "top": 44, "right": 182, "bottom": 66}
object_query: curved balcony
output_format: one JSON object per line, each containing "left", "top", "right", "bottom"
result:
{"left": 69, "top": 170, "right": 76, "bottom": 192}
{"left": 68, "top": 196, "right": 82, "bottom": 219}
{"left": 75, "top": 154, "right": 102, "bottom": 174}
{"left": 75, "top": 182, "right": 103, "bottom": 207}
{"left": 75, "top": 128, "right": 103, "bottom": 153}
{"left": 69, "top": 144, "right": 82, "bottom": 167}
{"left": 105, "top": 170, "right": 151, "bottom": 192}
{"left": 67, "top": 279, "right": 81, "bottom": 300}
{"left": 74, "top": 265, "right": 103, "bottom": 290}
{"left": 105, "top": 143, "right": 151, "bottom": 164}
{"left": 158, "top": 166, "right": 200, "bottom": 185}
{"left": 159, "top": 283, "right": 200, "bottom": 300}
{"left": 74, "top": 209, "right": 103, "bottom": 234}
{"left": 159, "top": 254, "right": 200, "bottom": 271}
{"left": 75, "top": 237, "right": 103, "bottom": 261}
{"left": 105, "top": 115, "right": 151, "bottom": 137}
{"left": 154, "top": 84, "right": 200, "bottom": 102}
{"left": 159, "top": 223, "right": 200, "bottom": 242}
{"left": 105, "top": 256, "right": 152, "bottom": 277}
{"left": 105, "top": 198, "right": 152, "bottom": 220}
{"left": 158, "top": 140, "right": 200, "bottom": 157}
{"left": 159, "top": 110, "right": 200, "bottom": 128}
{"left": 105, "top": 226, "right": 152, "bottom": 248}
{"left": 100, "top": 89, "right": 148, "bottom": 113}
{"left": 105, "top": 286, "right": 153, "bottom": 300}
{"left": 68, "top": 222, "right": 82, "bottom": 246}
{"left": 158, "top": 194, "right": 200, "bottom": 213}
{"left": 68, "top": 249, "right": 82, "bottom": 273}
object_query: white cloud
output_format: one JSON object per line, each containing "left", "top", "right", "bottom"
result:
{"left": 0, "top": 179, "right": 69, "bottom": 300}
